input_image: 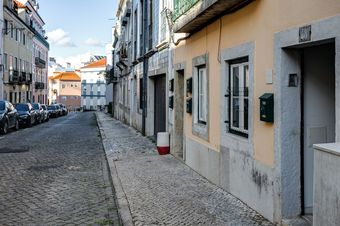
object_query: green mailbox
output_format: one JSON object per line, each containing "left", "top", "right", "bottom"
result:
{"left": 186, "top": 77, "right": 192, "bottom": 94}
{"left": 169, "top": 96, "right": 174, "bottom": 109}
{"left": 259, "top": 93, "right": 274, "bottom": 122}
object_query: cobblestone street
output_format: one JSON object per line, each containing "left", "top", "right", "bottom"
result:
{"left": 97, "top": 112, "right": 274, "bottom": 226}
{"left": 0, "top": 112, "right": 120, "bottom": 225}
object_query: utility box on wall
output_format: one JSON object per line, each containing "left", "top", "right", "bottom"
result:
{"left": 186, "top": 98, "right": 192, "bottom": 114}
{"left": 259, "top": 93, "right": 274, "bottom": 122}
{"left": 186, "top": 77, "right": 192, "bottom": 94}
{"left": 169, "top": 96, "right": 174, "bottom": 109}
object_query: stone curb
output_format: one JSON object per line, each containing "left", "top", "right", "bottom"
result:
{"left": 95, "top": 113, "right": 134, "bottom": 226}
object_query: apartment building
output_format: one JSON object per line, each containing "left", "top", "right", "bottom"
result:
{"left": 111, "top": 0, "right": 172, "bottom": 135}
{"left": 21, "top": 0, "right": 50, "bottom": 104}
{"left": 0, "top": 1, "right": 3, "bottom": 100}
{"left": 49, "top": 71, "right": 81, "bottom": 110}
{"left": 80, "top": 58, "right": 107, "bottom": 110}
{"left": 111, "top": 0, "right": 340, "bottom": 224}
{"left": 170, "top": 0, "right": 340, "bottom": 224}
{"left": 3, "top": 0, "right": 34, "bottom": 104}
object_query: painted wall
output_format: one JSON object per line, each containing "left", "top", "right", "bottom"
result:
{"left": 80, "top": 68, "right": 107, "bottom": 110}
{"left": 3, "top": 8, "right": 33, "bottom": 104}
{"left": 172, "top": 0, "right": 340, "bottom": 223}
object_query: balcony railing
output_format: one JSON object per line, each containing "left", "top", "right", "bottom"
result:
{"left": 8, "top": 69, "right": 19, "bottom": 84}
{"left": 172, "top": 0, "right": 254, "bottom": 33}
{"left": 173, "top": 0, "right": 200, "bottom": 22}
{"left": 35, "top": 57, "right": 46, "bottom": 68}
{"left": 35, "top": 82, "right": 45, "bottom": 89}
{"left": 19, "top": 72, "right": 26, "bottom": 84}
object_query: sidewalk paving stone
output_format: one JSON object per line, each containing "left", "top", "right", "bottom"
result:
{"left": 97, "top": 112, "right": 274, "bottom": 226}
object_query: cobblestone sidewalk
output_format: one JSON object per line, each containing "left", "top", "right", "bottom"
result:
{"left": 96, "top": 112, "right": 273, "bottom": 226}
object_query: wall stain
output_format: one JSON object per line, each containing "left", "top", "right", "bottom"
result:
{"left": 251, "top": 168, "right": 269, "bottom": 194}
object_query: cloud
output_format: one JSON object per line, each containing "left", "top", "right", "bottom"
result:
{"left": 84, "top": 38, "right": 104, "bottom": 47}
{"left": 55, "top": 52, "right": 93, "bottom": 69}
{"left": 47, "top": 28, "right": 76, "bottom": 47}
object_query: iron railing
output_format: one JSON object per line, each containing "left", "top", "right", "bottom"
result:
{"left": 173, "top": 0, "right": 200, "bottom": 21}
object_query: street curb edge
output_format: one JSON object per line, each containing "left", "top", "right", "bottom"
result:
{"left": 95, "top": 113, "right": 134, "bottom": 226}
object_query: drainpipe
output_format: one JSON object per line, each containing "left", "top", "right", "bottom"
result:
{"left": 142, "top": 0, "right": 148, "bottom": 136}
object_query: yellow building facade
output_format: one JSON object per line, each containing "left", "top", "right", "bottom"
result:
{"left": 171, "top": 0, "right": 340, "bottom": 223}
{"left": 3, "top": 0, "right": 34, "bottom": 104}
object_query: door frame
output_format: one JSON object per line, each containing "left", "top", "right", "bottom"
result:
{"left": 274, "top": 15, "right": 340, "bottom": 220}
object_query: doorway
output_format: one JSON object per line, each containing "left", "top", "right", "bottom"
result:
{"left": 301, "top": 42, "right": 335, "bottom": 217}
{"left": 153, "top": 74, "right": 166, "bottom": 137}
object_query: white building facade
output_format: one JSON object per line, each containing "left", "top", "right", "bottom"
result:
{"left": 80, "top": 58, "right": 107, "bottom": 110}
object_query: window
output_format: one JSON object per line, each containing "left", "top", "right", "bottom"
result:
{"left": 10, "top": 23, "right": 13, "bottom": 38}
{"left": 14, "top": 57, "right": 18, "bottom": 70}
{"left": 18, "top": 30, "right": 21, "bottom": 43}
{"left": 9, "top": 55, "right": 13, "bottom": 70}
{"left": 4, "top": 53, "right": 7, "bottom": 70}
{"left": 4, "top": 20, "right": 8, "bottom": 34}
{"left": 15, "top": 28, "right": 18, "bottom": 41}
{"left": 62, "top": 84, "right": 65, "bottom": 89}
{"left": 229, "top": 59, "right": 249, "bottom": 136}
{"left": 139, "top": 78, "right": 143, "bottom": 109}
{"left": 23, "top": 33, "right": 26, "bottom": 45}
{"left": 197, "top": 66, "right": 207, "bottom": 124}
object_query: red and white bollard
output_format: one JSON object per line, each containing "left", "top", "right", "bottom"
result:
{"left": 157, "top": 132, "right": 170, "bottom": 155}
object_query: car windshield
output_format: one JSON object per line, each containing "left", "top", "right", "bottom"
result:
{"left": 41, "top": 105, "right": 46, "bottom": 110}
{"left": 47, "top": 105, "right": 56, "bottom": 110}
{"left": 32, "top": 103, "right": 39, "bottom": 110}
{"left": 15, "top": 104, "right": 29, "bottom": 111}
{"left": 0, "top": 101, "right": 5, "bottom": 110}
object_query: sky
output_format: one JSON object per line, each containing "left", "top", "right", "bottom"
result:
{"left": 38, "top": 0, "right": 117, "bottom": 68}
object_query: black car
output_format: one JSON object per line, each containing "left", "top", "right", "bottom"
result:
{"left": 47, "top": 105, "right": 59, "bottom": 118}
{"left": 15, "top": 103, "right": 37, "bottom": 127}
{"left": 0, "top": 100, "right": 19, "bottom": 134}
{"left": 32, "top": 103, "right": 44, "bottom": 123}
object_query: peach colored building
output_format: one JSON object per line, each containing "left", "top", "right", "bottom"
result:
{"left": 170, "top": 0, "right": 340, "bottom": 224}
{"left": 48, "top": 71, "right": 81, "bottom": 110}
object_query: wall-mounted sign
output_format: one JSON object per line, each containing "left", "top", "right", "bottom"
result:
{"left": 299, "top": 25, "right": 311, "bottom": 43}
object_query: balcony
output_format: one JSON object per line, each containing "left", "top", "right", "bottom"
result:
{"left": 8, "top": 69, "right": 19, "bottom": 84}
{"left": 18, "top": 72, "right": 26, "bottom": 84}
{"left": 26, "top": 73, "right": 32, "bottom": 84}
{"left": 35, "top": 82, "right": 45, "bottom": 90}
{"left": 35, "top": 57, "right": 46, "bottom": 68}
{"left": 173, "top": 0, "right": 254, "bottom": 33}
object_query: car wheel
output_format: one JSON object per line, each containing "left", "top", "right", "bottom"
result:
{"left": 14, "top": 119, "right": 19, "bottom": 131}
{"left": 1, "top": 121, "right": 8, "bottom": 134}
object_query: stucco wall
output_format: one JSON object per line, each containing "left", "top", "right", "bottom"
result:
{"left": 173, "top": 0, "right": 340, "bottom": 223}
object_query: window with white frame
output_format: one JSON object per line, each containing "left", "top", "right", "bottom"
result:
{"left": 229, "top": 59, "right": 249, "bottom": 137}
{"left": 197, "top": 66, "right": 207, "bottom": 124}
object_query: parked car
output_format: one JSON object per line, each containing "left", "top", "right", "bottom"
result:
{"left": 41, "top": 104, "right": 50, "bottom": 122}
{"left": 55, "top": 104, "right": 62, "bottom": 116}
{"left": 15, "top": 103, "right": 37, "bottom": 127}
{"left": 57, "top": 103, "right": 68, "bottom": 116}
{"left": 47, "top": 105, "right": 59, "bottom": 118}
{"left": 32, "top": 103, "right": 44, "bottom": 123}
{"left": 0, "top": 100, "right": 19, "bottom": 134}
